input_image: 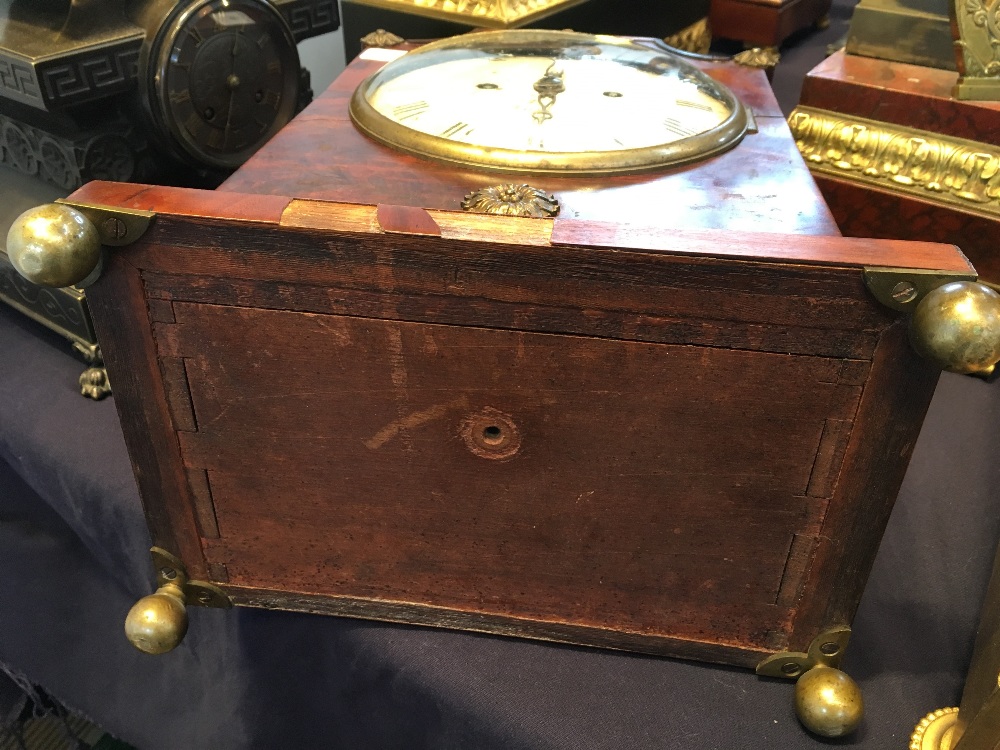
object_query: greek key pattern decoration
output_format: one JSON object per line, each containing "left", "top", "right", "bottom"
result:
{"left": 953, "top": 0, "right": 1000, "bottom": 99}
{"left": 789, "top": 106, "right": 1000, "bottom": 218}
{"left": 278, "top": 0, "right": 339, "bottom": 40}
{"left": 37, "top": 43, "right": 141, "bottom": 109}
{"left": 0, "top": 56, "right": 43, "bottom": 107}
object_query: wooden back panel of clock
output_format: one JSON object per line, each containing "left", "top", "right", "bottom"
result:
{"left": 220, "top": 49, "right": 842, "bottom": 238}
{"left": 73, "top": 181, "right": 968, "bottom": 667}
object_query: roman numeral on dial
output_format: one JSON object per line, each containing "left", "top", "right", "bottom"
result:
{"left": 441, "top": 122, "right": 472, "bottom": 138}
{"left": 676, "top": 99, "right": 714, "bottom": 112}
{"left": 663, "top": 118, "right": 695, "bottom": 137}
{"left": 392, "top": 101, "right": 430, "bottom": 120}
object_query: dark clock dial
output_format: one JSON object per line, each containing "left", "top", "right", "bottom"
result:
{"left": 150, "top": 0, "right": 300, "bottom": 170}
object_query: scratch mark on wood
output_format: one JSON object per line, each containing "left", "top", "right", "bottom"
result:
{"left": 365, "top": 395, "right": 469, "bottom": 450}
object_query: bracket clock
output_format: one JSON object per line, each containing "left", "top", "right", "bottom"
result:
{"left": 8, "top": 30, "right": 1000, "bottom": 739}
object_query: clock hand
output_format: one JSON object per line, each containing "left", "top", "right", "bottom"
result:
{"left": 222, "top": 33, "right": 243, "bottom": 150}
{"left": 532, "top": 61, "right": 564, "bottom": 125}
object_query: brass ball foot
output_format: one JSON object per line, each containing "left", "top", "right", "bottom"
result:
{"left": 125, "top": 581, "right": 189, "bottom": 654}
{"left": 6, "top": 203, "right": 101, "bottom": 288}
{"left": 909, "top": 281, "right": 1000, "bottom": 376}
{"left": 794, "top": 666, "right": 864, "bottom": 738}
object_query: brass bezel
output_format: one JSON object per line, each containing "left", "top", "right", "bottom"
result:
{"left": 349, "top": 30, "right": 750, "bottom": 176}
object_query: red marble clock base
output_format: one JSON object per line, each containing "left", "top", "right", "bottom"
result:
{"left": 709, "top": 0, "right": 832, "bottom": 48}
{"left": 794, "top": 51, "right": 1000, "bottom": 284}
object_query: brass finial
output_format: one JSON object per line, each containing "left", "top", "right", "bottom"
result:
{"left": 909, "top": 281, "right": 1000, "bottom": 376}
{"left": 6, "top": 203, "right": 101, "bottom": 288}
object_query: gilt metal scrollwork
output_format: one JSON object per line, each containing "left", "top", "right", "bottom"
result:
{"left": 953, "top": 0, "right": 1000, "bottom": 99}
{"left": 789, "top": 106, "right": 1000, "bottom": 218}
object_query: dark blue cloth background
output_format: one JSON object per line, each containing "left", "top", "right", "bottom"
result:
{"left": 3, "top": 3, "right": 1000, "bottom": 746}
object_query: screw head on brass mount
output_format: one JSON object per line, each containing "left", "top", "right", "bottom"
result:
{"left": 909, "top": 281, "right": 1000, "bottom": 376}
{"left": 5, "top": 203, "right": 101, "bottom": 288}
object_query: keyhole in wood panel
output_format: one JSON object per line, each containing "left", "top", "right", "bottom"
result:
{"left": 482, "top": 425, "right": 503, "bottom": 444}
{"left": 461, "top": 408, "right": 521, "bottom": 460}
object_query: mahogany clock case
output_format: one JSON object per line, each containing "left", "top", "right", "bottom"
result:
{"left": 61, "top": 45, "right": 976, "bottom": 671}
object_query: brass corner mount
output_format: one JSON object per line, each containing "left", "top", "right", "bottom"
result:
{"left": 864, "top": 268, "right": 1000, "bottom": 378}
{"left": 124, "top": 547, "right": 231, "bottom": 655}
{"left": 757, "top": 626, "right": 864, "bottom": 738}
{"left": 5, "top": 201, "right": 154, "bottom": 290}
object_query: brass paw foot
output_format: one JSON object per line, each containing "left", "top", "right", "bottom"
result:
{"left": 757, "top": 626, "right": 864, "bottom": 737}
{"left": 79, "top": 365, "right": 111, "bottom": 399}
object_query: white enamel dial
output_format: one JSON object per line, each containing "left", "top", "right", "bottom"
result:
{"left": 350, "top": 30, "right": 749, "bottom": 175}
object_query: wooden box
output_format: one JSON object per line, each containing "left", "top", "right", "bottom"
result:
{"left": 20, "top": 45, "right": 982, "bottom": 684}
{"left": 709, "top": 0, "right": 832, "bottom": 48}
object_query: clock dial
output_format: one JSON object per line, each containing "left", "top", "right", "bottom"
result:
{"left": 350, "top": 31, "right": 749, "bottom": 175}
{"left": 150, "top": 0, "right": 300, "bottom": 170}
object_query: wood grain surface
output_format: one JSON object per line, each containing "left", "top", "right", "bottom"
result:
{"left": 218, "top": 50, "right": 841, "bottom": 237}
{"left": 69, "top": 185, "right": 959, "bottom": 664}
{"left": 709, "top": 0, "right": 833, "bottom": 48}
